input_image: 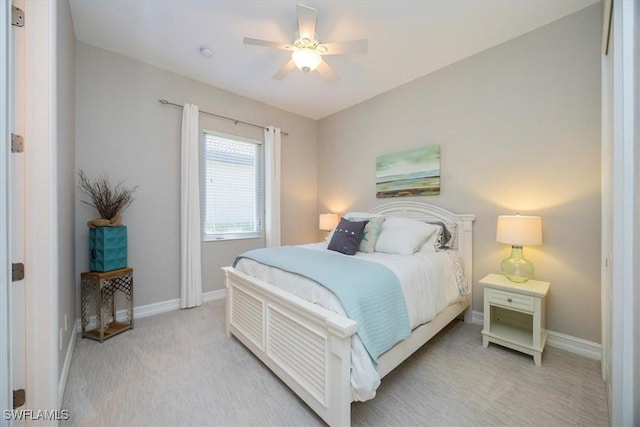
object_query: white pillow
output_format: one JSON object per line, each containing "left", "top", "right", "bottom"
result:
{"left": 418, "top": 225, "right": 444, "bottom": 252}
{"left": 375, "top": 218, "right": 441, "bottom": 255}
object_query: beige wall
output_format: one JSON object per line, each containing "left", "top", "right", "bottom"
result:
{"left": 75, "top": 42, "right": 317, "bottom": 307}
{"left": 318, "top": 5, "right": 602, "bottom": 342}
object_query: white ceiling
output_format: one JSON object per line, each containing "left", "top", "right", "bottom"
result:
{"left": 69, "top": 0, "right": 598, "bottom": 120}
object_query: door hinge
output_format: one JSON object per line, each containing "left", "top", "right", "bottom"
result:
{"left": 13, "top": 389, "right": 25, "bottom": 409}
{"left": 11, "top": 6, "right": 24, "bottom": 27}
{"left": 11, "top": 134, "right": 23, "bottom": 153}
{"left": 12, "top": 263, "right": 24, "bottom": 282}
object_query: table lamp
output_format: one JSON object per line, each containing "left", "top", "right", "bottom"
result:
{"left": 496, "top": 214, "right": 542, "bottom": 283}
{"left": 319, "top": 213, "right": 339, "bottom": 232}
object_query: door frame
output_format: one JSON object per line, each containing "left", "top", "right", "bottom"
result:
{"left": 23, "top": 0, "right": 59, "bottom": 413}
{"left": 608, "top": 0, "right": 638, "bottom": 424}
{"left": 0, "top": 2, "right": 13, "bottom": 416}
{"left": 600, "top": 0, "right": 613, "bottom": 402}
{"left": 1, "top": 0, "right": 13, "bottom": 417}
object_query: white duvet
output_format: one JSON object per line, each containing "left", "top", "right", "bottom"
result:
{"left": 234, "top": 242, "right": 465, "bottom": 402}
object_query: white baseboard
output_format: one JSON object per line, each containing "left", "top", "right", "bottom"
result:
{"left": 58, "top": 324, "right": 78, "bottom": 406}
{"left": 545, "top": 330, "right": 602, "bottom": 360}
{"left": 203, "top": 289, "right": 227, "bottom": 303}
{"left": 470, "top": 310, "right": 601, "bottom": 361}
{"left": 74, "top": 289, "right": 227, "bottom": 331}
{"left": 471, "top": 309, "right": 484, "bottom": 325}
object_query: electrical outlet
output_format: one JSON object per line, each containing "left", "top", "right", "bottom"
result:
{"left": 59, "top": 328, "right": 63, "bottom": 351}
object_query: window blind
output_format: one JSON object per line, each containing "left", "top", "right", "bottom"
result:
{"left": 202, "top": 131, "right": 263, "bottom": 239}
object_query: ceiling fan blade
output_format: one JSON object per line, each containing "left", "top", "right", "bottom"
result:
{"left": 272, "top": 59, "right": 297, "bottom": 80}
{"left": 243, "top": 37, "right": 292, "bottom": 51}
{"left": 297, "top": 4, "right": 317, "bottom": 40}
{"left": 319, "top": 39, "right": 368, "bottom": 55}
{"left": 316, "top": 60, "right": 339, "bottom": 83}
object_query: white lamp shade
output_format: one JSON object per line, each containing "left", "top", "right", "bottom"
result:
{"left": 496, "top": 215, "right": 542, "bottom": 246}
{"left": 319, "top": 213, "right": 339, "bottom": 231}
{"left": 292, "top": 48, "right": 322, "bottom": 72}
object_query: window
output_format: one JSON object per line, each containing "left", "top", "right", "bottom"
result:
{"left": 202, "top": 131, "right": 263, "bottom": 240}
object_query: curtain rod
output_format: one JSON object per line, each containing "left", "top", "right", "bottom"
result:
{"left": 158, "top": 99, "right": 289, "bottom": 136}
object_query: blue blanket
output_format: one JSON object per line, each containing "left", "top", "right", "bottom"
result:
{"left": 234, "top": 246, "right": 411, "bottom": 364}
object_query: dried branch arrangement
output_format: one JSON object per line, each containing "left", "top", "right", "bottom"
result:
{"left": 78, "top": 170, "right": 138, "bottom": 220}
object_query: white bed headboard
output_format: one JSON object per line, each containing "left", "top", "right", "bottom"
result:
{"left": 368, "top": 201, "right": 475, "bottom": 286}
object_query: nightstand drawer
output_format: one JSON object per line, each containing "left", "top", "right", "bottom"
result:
{"left": 488, "top": 289, "right": 534, "bottom": 312}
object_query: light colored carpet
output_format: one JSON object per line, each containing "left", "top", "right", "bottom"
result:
{"left": 61, "top": 300, "right": 609, "bottom": 426}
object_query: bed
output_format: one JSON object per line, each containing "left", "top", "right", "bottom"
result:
{"left": 222, "top": 201, "right": 475, "bottom": 426}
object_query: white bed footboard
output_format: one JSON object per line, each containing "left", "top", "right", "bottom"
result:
{"left": 223, "top": 267, "right": 357, "bottom": 426}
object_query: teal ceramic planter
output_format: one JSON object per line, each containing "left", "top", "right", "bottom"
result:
{"left": 89, "top": 226, "right": 127, "bottom": 272}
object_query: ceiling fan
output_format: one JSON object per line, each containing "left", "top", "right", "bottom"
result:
{"left": 243, "top": 4, "right": 368, "bottom": 83}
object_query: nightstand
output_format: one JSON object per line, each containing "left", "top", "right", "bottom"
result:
{"left": 480, "top": 273, "right": 550, "bottom": 366}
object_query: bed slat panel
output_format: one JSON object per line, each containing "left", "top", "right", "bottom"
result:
{"left": 267, "top": 307, "right": 328, "bottom": 405}
{"left": 230, "top": 286, "right": 264, "bottom": 350}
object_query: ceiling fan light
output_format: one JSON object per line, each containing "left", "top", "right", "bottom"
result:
{"left": 292, "top": 48, "right": 322, "bottom": 73}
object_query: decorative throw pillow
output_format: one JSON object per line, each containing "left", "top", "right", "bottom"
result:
{"left": 418, "top": 221, "right": 456, "bottom": 252}
{"left": 344, "top": 212, "right": 385, "bottom": 253}
{"left": 328, "top": 218, "right": 368, "bottom": 255}
{"left": 428, "top": 221, "right": 452, "bottom": 249}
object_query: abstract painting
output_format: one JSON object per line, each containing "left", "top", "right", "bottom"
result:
{"left": 376, "top": 145, "right": 440, "bottom": 198}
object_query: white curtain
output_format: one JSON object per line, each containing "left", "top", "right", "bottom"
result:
{"left": 180, "top": 103, "right": 203, "bottom": 308}
{"left": 264, "top": 126, "right": 281, "bottom": 247}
